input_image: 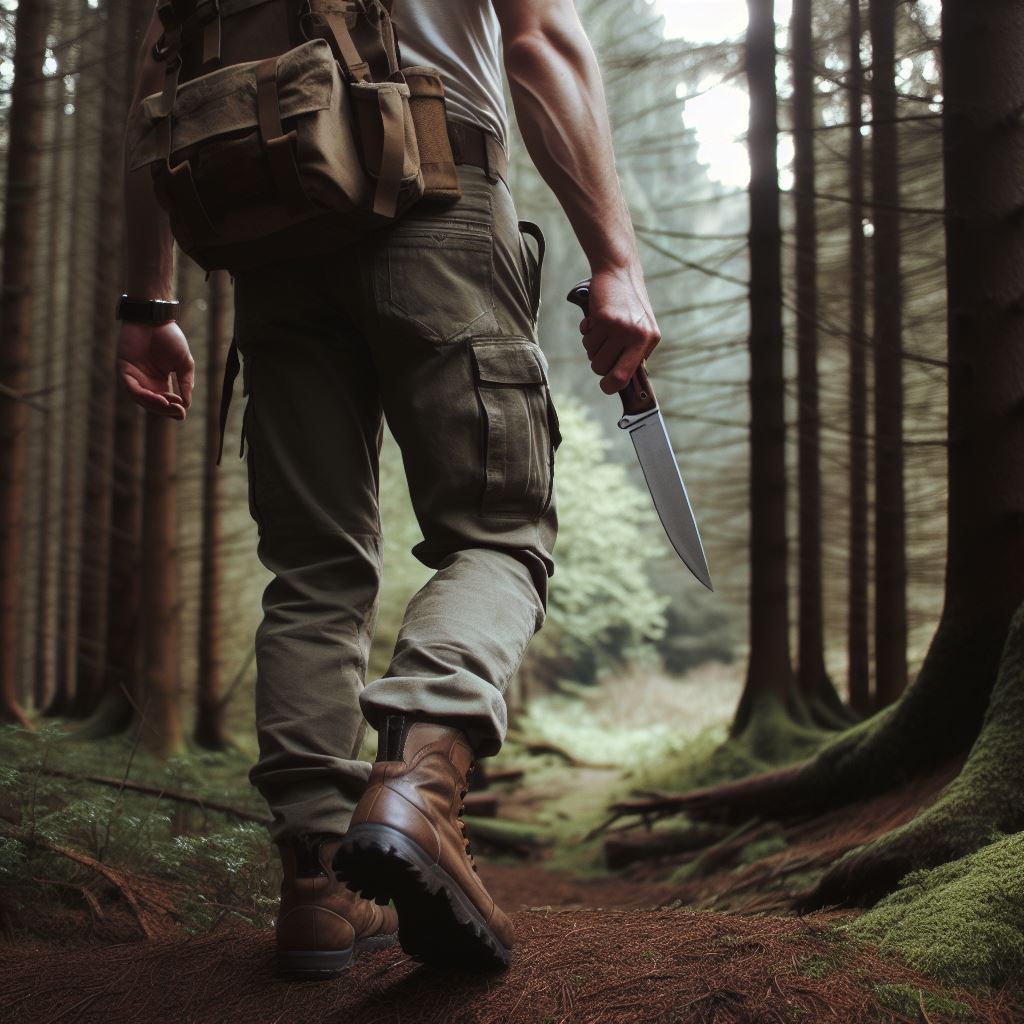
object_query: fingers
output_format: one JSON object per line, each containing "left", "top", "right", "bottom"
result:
{"left": 176, "top": 351, "right": 195, "bottom": 409}
{"left": 120, "top": 370, "right": 186, "bottom": 420}
{"left": 601, "top": 347, "right": 645, "bottom": 395}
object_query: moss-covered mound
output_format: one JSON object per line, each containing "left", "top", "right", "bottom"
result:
{"left": 849, "top": 830, "right": 1024, "bottom": 994}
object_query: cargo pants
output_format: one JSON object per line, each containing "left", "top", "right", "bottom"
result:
{"left": 230, "top": 163, "right": 559, "bottom": 842}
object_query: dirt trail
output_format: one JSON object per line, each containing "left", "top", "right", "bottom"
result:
{"left": 2, "top": 862, "right": 1018, "bottom": 1024}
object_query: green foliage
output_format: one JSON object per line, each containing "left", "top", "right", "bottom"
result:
{"left": 526, "top": 397, "right": 668, "bottom": 681}
{"left": 850, "top": 831, "right": 1024, "bottom": 995}
{"left": 0, "top": 725, "right": 279, "bottom": 930}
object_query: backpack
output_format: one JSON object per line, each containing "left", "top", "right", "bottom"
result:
{"left": 127, "top": 0, "right": 463, "bottom": 273}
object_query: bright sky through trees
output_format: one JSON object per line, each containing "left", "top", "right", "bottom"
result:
{"left": 650, "top": 0, "right": 941, "bottom": 188}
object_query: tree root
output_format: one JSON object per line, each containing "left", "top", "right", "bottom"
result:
{"left": 804, "top": 604, "right": 1024, "bottom": 909}
{"left": 2, "top": 824, "right": 172, "bottom": 940}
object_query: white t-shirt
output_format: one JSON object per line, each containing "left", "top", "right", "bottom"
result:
{"left": 393, "top": 0, "right": 509, "bottom": 152}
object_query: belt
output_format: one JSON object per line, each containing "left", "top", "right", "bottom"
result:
{"left": 446, "top": 120, "right": 508, "bottom": 186}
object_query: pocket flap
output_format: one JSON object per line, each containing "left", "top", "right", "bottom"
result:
{"left": 128, "top": 38, "right": 337, "bottom": 170}
{"left": 471, "top": 339, "right": 548, "bottom": 385}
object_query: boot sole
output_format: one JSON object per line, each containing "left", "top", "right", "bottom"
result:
{"left": 276, "top": 932, "right": 397, "bottom": 980}
{"left": 337, "top": 823, "right": 512, "bottom": 971}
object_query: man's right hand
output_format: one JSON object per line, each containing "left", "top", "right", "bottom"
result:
{"left": 578, "top": 264, "right": 661, "bottom": 395}
{"left": 117, "top": 320, "right": 195, "bottom": 421}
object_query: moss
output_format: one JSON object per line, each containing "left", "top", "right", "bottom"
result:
{"left": 633, "top": 695, "right": 830, "bottom": 796}
{"left": 849, "top": 831, "right": 1024, "bottom": 994}
{"left": 737, "top": 834, "right": 788, "bottom": 865}
{"left": 873, "top": 983, "right": 974, "bottom": 1020}
{"left": 798, "top": 954, "right": 839, "bottom": 979}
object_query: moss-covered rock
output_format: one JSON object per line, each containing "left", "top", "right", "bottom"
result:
{"left": 849, "top": 831, "right": 1024, "bottom": 994}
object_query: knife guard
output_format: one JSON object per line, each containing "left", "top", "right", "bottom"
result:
{"left": 566, "top": 279, "right": 658, "bottom": 418}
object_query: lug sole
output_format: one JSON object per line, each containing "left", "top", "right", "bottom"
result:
{"left": 337, "top": 823, "right": 512, "bottom": 971}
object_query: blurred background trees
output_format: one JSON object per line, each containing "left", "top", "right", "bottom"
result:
{"left": 0, "top": 0, "right": 952, "bottom": 761}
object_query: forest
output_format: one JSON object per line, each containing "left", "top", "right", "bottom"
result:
{"left": 0, "top": 0, "right": 1022, "bottom": 1021}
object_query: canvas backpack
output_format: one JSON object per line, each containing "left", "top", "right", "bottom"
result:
{"left": 127, "top": 0, "right": 468, "bottom": 272}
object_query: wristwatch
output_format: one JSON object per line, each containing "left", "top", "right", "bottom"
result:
{"left": 116, "top": 294, "right": 180, "bottom": 324}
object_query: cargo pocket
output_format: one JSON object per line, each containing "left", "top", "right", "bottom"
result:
{"left": 471, "top": 338, "right": 557, "bottom": 520}
{"left": 517, "top": 220, "right": 545, "bottom": 325}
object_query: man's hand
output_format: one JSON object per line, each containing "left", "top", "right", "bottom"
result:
{"left": 117, "top": 321, "right": 195, "bottom": 421}
{"left": 578, "top": 264, "right": 661, "bottom": 395}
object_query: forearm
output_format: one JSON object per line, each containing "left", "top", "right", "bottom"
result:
{"left": 124, "top": 158, "right": 175, "bottom": 298}
{"left": 502, "top": 9, "right": 638, "bottom": 273}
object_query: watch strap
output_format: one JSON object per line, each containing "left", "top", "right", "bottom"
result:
{"left": 116, "top": 294, "right": 180, "bottom": 324}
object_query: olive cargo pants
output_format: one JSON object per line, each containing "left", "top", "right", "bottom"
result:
{"left": 231, "top": 164, "right": 559, "bottom": 842}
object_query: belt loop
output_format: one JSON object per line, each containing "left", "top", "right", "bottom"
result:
{"left": 216, "top": 335, "right": 240, "bottom": 467}
{"left": 483, "top": 132, "right": 499, "bottom": 184}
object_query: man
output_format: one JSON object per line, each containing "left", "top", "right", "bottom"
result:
{"left": 119, "top": 0, "right": 660, "bottom": 974}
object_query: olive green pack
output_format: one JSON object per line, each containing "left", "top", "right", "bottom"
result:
{"left": 126, "top": 0, "right": 462, "bottom": 272}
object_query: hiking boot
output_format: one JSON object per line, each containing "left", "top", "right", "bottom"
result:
{"left": 336, "top": 717, "right": 514, "bottom": 970}
{"left": 275, "top": 832, "right": 399, "bottom": 978}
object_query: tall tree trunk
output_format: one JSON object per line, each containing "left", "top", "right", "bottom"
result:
{"left": 806, "top": 0, "right": 1024, "bottom": 905}
{"left": 846, "top": 0, "right": 871, "bottom": 716}
{"left": 33, "top": 26, "right": 70, "bottom": 712}
{"left": 75, "top": 0, "right": 159, "bottom": 738}
{"left": 71, "top": 0, "right": 130, "bottom": 718}
{"left": 49, "top": 0, "right": 94, "bottom": 718}
{"left": 0, "top": 0, "right": 53, "bottom": 727}
{"left": 791, "top": 0, "right": 850, "bottom": 728}
{"left": 140, "top": 411, "right": 184, "bottom": 756}
{"left": 732, "top": 0, "right": 802, "bottom": 735}
{"left": 869, "top": 0, "right": 908, "bottom": 709}
{"left": 194, "top": 271, "right": 231, "bottom": 750}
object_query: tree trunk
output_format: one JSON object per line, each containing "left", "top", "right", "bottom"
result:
{"left": 667, "top": 0, "right": 1024, "bottom": 855}
{"left": 732, "top": 0, "right": 802, "bottom": 735}
{"left": 33, "top": 25, "right": 71, "bottom": 713}
{"left": 140, "top": 411, "right": 184, "bottom": 757}
{"left": 846, "top": 0, "right": 871, "bottom": 717}
{"left": 70, "top": 0, "right": 130, "bottom": 719}
{"left": 74, "top": 0, "right": 158, "bottom": 739}
{"left": 791, "top": 0, "right": 850, "bottom": 729}
{"left": 49, "top": 0, "right": 94, "bottom": 718}
{"left": 0, "top": 0, "right": 53, "bottom": 728}
{"left": 869, "top": 0, "right": 908, "bottom": 709}
{"left": 194, "top": 271, "right": 231, "bottom": 750}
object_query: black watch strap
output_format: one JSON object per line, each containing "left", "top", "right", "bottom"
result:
{"left": 116, "top": 294, "right": 180, "bottom": 324}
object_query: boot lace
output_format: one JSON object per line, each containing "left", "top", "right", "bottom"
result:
{"left": 457, "top": 758, "right": 478, "bottom": 873}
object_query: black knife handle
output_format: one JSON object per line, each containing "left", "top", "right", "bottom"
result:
{"left": 566, "top": 279, "right": 658, "bottom": 418}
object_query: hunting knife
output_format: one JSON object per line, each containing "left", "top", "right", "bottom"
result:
{"left": 567, "top": 279, "right": 713, "bottom": 591}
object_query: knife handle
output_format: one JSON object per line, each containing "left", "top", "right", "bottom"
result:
{"left": 566, "top": 279, "right": 658, "bottom": 417}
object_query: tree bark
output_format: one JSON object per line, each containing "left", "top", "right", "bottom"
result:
{"left": 791, "top": 0, "right": 850, "bottom": 728}
{"left": 869, "top": 0, "right": 908, "bottom": 709}
{"left": 846, "top": 0, "right": 871, "bottom": 717}
{"left": 70, "top": 0, "right": 130, "bottom": 719}
{"left": 49, "top": 0, "right": 94, "bottom": 718}
{"left": 0, "top": 0, "right": 53, "bottom": 727}
{"left": 732, "top": 0, "right": 801, "bottom": 735}
{"left": 33, "top": 21, "right": 71, "bottom": 713}
{"left": 194, "top": 271, "right": 231, "bottom": 750}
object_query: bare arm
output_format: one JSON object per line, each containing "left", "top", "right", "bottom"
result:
{"left": 491, "top": 0, "right": 660, "bottom": 394}
{"left": 118, "top": 4, "right": 194, "bottom": 420}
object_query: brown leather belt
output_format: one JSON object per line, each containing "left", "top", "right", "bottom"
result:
{"left": 446, "top": 119, "right": 508, "bottom": 186}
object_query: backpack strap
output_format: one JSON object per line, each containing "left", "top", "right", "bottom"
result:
{"left": 305, "top": 2, "right": 371, "bottom": 82}
{"left": 255, "top": 55, "right": 312, "bottom": 212}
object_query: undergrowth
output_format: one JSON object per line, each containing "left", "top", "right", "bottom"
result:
{"left": 0, "top": 723, "right": 279, "bottom": 931}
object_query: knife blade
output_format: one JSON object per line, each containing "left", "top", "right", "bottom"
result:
{"left": 567, "top": 279, "right": 713, "bottom": 591}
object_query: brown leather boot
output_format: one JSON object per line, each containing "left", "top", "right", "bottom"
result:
{"left": 337, "top": 717, "right": 514, "bottom": 970}
{"left": 275, "top": 833, "right": 398, "bottom": 978}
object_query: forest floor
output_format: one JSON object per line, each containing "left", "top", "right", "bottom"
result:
{"left": 3, "top": 747, "right": 1021, "bottom": 1024}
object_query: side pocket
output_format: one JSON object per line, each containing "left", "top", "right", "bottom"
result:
{"left": 517, "top": 220, "right": 545, "bottom": 325}
{"left": 471, "top": 337, "right": 556, "bottom": 521}
{"left": 240, "top": 354, "right": 265, "bottom": 534}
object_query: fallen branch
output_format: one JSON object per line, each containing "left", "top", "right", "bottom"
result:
{"left": 6, "top": 764, "right": 271, "bottom": 825}
{"left": 463, "top": 792, "right": 499, "bottom": 818}
{"left": 3, "top": 824, "right": 159, "bottom": 940}
{"left": 603, "top": 822, "right": 733, "bottom": 869}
